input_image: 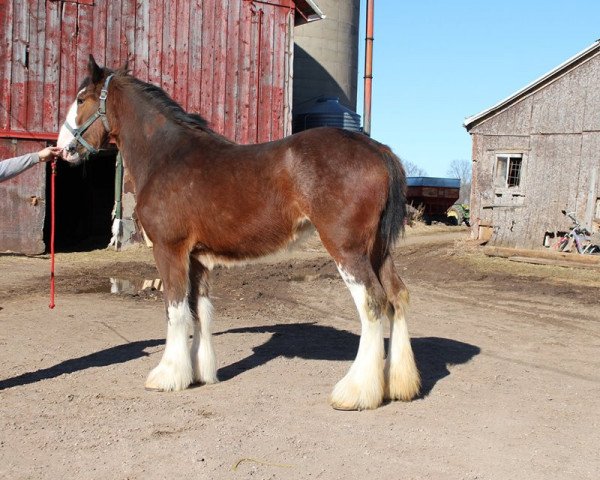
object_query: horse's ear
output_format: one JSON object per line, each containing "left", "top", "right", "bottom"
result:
{"left": 117, "top": 59, "right": 130, "bottom": 76}
{"left": 88, "top": 54, "right": 102, "bottom": 83}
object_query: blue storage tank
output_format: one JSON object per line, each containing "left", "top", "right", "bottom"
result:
{"left": 293, "top": 96, "right": 362, "bottom": 133}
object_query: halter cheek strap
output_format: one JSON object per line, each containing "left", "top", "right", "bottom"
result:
{"left": 64, "top": 74, "right": 115, "bottom": 155}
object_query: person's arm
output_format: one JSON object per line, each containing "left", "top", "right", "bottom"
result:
{"left": 0, "top": 153, "right": 40, "bottom": 183}
{"left": 0, "top": 147, "right": 62, "bottom": 183}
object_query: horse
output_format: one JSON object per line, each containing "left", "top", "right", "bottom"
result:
{"left": 57, "top": 55, "right": 420, "bottom": 410}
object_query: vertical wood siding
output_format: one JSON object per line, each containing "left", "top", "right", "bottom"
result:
{"left": 0, "top": 0, "right": 294, "bottom": 144}
{"left": 469, "top": 51, "right": 600, "bottom": 249}
{"left": 0, "top": 0, "right": 14, "bottom": 130}
{"left": 0, "top": 138, "right": 47, "bottom": 254}
{"left": 0, "top": 0, "right": 296, "bottom": 254}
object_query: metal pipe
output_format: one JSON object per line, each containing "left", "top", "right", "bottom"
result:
{"left": 363, "top": 0, "right": 374, "bottom": 136}
{"left": 114, "top": 151, "right": 123, "bottom": 221}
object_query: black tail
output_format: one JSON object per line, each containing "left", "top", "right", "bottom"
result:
{"left": 379, "top": 147, "right": 407, "bottom": 253}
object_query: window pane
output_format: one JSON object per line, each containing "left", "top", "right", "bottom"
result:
{"left": 507, "top": 157, "right": 522, "bottom": 187}
{"left": 495, "top": 157, "right": 508, "bottom": 187}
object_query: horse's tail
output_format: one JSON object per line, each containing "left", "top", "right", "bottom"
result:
{"left": 379, "top": 146, "right": 407, "bottom": 253}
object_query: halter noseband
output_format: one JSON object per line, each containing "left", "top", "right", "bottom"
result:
{"left": 64, "top": 74, "right": 114, "bottom": 156}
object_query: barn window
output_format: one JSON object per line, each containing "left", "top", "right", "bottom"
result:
{"left": 495, "top": 154, "right": 522, "bottom": 188}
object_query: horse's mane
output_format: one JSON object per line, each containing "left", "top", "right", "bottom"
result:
{"left": 115, "top": 71, "right": 227, "bottom": 139}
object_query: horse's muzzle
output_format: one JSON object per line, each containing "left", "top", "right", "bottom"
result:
{"left": 62, "top": 142, "right": 83, "bottom": 164}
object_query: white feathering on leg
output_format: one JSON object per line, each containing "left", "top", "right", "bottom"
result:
{"left": 385, "top": 298, "right": 420, "bottom": 401}
{"left": 145, "top": 300, "right": 194, "bottom": 391}
{"left": 108, "top": 218, "right": 122, "bottom": 249}
{"left": 191, "top": 297, "right": 218, "bottom": 384}
{"left": 330, "top": 267, "right": 385, "bottom": 410}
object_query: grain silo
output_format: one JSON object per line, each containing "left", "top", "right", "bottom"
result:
{"left": 293, "top": 0, "right": 361, "bottom": 132}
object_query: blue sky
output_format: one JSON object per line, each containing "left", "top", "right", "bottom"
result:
{"left": 356, "top": 1, "right": 600, "bottom": 177}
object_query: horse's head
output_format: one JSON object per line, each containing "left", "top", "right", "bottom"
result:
{"left": 57, "top": 55, "right": 116, "bottom": 164}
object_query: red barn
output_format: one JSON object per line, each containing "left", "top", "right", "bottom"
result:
{"left": 0, "top": 0, "right": 323, "bottom": 254}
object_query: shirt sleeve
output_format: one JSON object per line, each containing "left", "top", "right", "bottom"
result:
{"left": 0, "top": 153, "right": 40, "bottom": 183}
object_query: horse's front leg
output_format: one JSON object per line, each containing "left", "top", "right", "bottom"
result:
{"left": 145, "top": 244, "right": 194, "bottom": 391}
{"left": 189, "top": 257, "right": 218, "bottom": 385}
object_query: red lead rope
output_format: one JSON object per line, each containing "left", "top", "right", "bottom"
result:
{"left": 49, "top": 159, "right": 57, "bottom": 309}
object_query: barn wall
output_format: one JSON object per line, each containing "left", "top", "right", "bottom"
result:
{"left": 0, "top": 0, "right": 296, "bottom": 253}
{"left": 469, "top": 96, "right": 534, "bottom": 137}
{"left": 582, "top": 58, "right": 600, "bottom": 131}
{"left": 468, "top": 50, "right": 600, "bottom": 249}
{"left": 0, "top": 138, "right": 47, "bottom": 254}
{"left": 0, "top": 0, "right": 294, "bottom": 144}
{"left": 580, "top": 132, "right": 600, "bottom": 231}
{"left": 470, "top": 134, "right": 531, "bottom": 246}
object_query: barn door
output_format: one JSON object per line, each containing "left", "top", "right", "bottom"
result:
{"left": 0, "top": 139, "right": 47, "bottom": 254}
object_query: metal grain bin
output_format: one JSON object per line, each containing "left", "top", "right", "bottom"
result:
{"left": 293, "top": 96, "right": 361, "bottom": 132}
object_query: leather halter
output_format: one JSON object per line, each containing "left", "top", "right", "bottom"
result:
{"left": 64, "top": 74, "right": 114, "bottom": 156}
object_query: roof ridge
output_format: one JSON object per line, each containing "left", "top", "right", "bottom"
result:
{"left": 464, "top": 39, "right": 600, "bottom": 130}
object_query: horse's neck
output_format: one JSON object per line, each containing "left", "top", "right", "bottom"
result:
{"left": 109, "top": 92, "right": 190, "bottom": 191}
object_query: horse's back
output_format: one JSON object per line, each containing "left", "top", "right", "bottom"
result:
{"left": 137, "top": 126, "right": 404, "bottom": 260}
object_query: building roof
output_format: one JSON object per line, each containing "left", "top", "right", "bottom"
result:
{"left": 295, "top": 0, "right": 325, "bottom": 25}
{"left": 407, "top": 177, "right": 461, "bottom": 188}
{"left": 463, "top": 39, "right": 600, "bottom": 131}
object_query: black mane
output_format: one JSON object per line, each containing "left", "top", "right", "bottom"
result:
{"left": 121, "top": 74, "right": 214, "bottom": 134}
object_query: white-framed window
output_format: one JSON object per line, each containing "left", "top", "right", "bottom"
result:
{"left": 495, "top": 154, "right": 523, "bottom": 188}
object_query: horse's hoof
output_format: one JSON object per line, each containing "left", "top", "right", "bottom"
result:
{"left": 329, "top": 382, "right": 383, "bottom": 411}
{"left": 144, "top": 386, "right": 165, "bottom": 392}
{"left": 145, "top": 361, "right": 193, "bottom": 392}
{"left": 331, "top": 403, "right": 360, "bottom": 412}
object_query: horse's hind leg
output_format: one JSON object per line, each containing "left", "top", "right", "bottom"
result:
{"left": 330, "top": 255, "right": 387, "bottom": 410}
{"left": 189, "top": 257, "right": 218, "bottom": 385}
{"left": 145, "top": 244, "right": 194, "bottom": 391}
{"left": 378, "top": 254, "right": 420, "bottom": 401}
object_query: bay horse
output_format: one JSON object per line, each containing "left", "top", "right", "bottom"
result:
{"left": 57, "top": 56, "right": 420, "bottom": 410}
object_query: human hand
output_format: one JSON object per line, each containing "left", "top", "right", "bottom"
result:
{"left": 37, "top": 146, "right": 63, "bottom": 162}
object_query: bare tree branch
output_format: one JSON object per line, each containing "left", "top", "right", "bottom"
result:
{"left": 447, "top": 159, "right": 472, "bottom": 204}
{"left": 446, "top": 159, "right": 472, "bottom": 184}
{"left": 401, "top": 158, "right": 428, "bottom": 177}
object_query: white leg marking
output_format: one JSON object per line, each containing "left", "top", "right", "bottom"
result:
{"left": 330, "top": 267, "right": 385, "bottom": 410}
{"left": 191, "top": 297, "right": 218, "bottom": 384}
{"left": 145, "top": 300, "right": 194, "bottom": 391}
{"left": 385, "top": 305, "right": 420, "bottom": 401}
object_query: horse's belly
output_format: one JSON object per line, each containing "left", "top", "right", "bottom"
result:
{"left": 194, "top": 217, "right": 315, "bottom": 270}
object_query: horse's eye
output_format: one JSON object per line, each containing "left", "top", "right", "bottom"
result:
{"left": 77, "top": 98, "right": 84, "bottom": 105}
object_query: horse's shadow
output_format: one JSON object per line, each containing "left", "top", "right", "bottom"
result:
{"left": 216, "top": 323, "right": 480, "bottom": 398}
{"left": 0, "top": 339, "right": 164, "bottom": 391}
{"left": 0, "top": 323, "right": 480, "bottom": 397}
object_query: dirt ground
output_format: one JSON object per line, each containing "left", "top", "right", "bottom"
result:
{"left": 1, "top": 226, "right": 599, "bottom": 480}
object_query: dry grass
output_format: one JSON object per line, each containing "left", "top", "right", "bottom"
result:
{"left": 405, "top": 222, "right": 466, "bottom": 237}
{"left": 54, "top": 244, "right": 154, "bottom": 265}
{"left": 449, "top": 237, "right": 600, "bottom": 289}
